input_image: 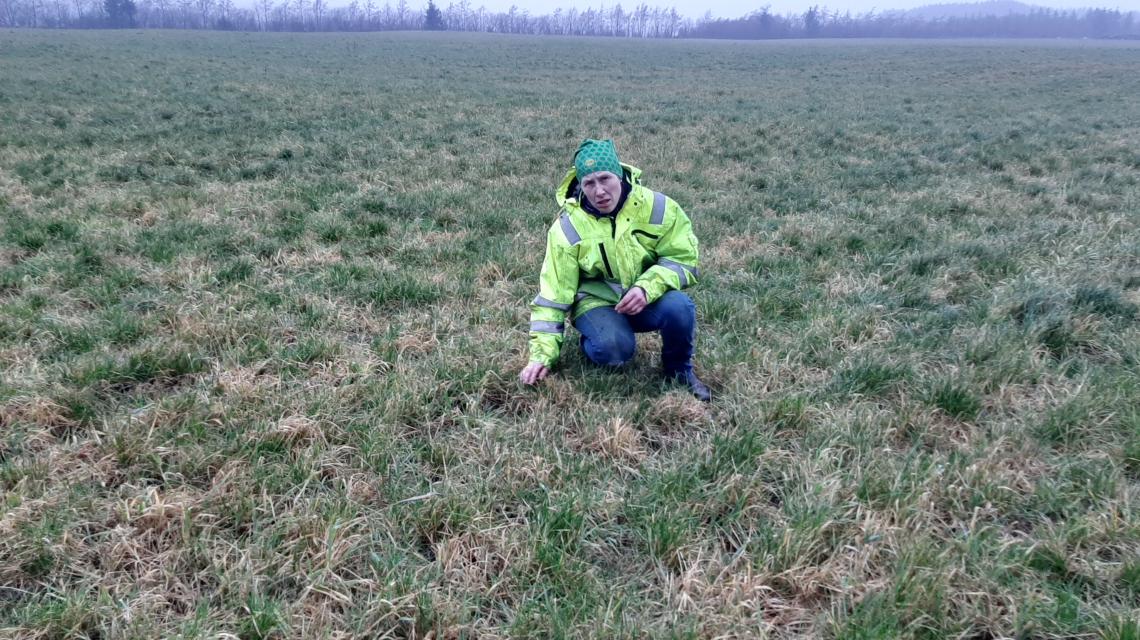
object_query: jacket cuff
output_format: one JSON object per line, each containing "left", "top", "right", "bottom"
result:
{"left": 528, "top": 335, "right": 562, "bottom": 368}
{"left": 634, "top": 277, "right": 666, "bottom": 304}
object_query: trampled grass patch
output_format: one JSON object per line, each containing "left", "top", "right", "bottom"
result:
{"left": 1, "top": 31, "right": 1138, "bottom": 637}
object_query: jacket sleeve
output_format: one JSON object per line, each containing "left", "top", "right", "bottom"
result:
{"left": 634, "top": 198, "right": 699, "bottom": 304}
{"left": 528, "top": 224, "right": 580, "bottom": 367}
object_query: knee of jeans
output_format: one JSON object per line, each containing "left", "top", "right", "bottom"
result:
{"left": 659, "top": 291, "right": 696, "bottom": 326}
{"left": 586, "top": 333, "right": 635, "bottom": 367}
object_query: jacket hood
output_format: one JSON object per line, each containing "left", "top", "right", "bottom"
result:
{"left": 556, "top": 162, "right": 643, "bottom": 210}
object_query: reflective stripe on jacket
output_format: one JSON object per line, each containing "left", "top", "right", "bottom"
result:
{"left": 527, "top": 163, "right": 700, "bottom": 367}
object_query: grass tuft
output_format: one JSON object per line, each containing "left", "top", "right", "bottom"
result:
{"left": 67, "top": 345, "right": 208, "bottom": 388}
{"left": 831, "top": 361, "right": 910, "bottom": 397}
{"left": 927, "top": 380, "right": 982, "bottom": 421}
{"left": 1071, "top": 286, "right": 1137, "bottom": 320}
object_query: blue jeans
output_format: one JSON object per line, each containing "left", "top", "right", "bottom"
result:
{"left": 573, "top": 290, "right": 696, "bottom": 376}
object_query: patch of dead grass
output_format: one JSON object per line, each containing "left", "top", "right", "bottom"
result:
{"left": 435, "top": 523, "right": 528, "bottom": 597}
{"left": 642, "top": 392, "right": 712, "bottom": 432}
{"left": 658, "top": 550, "right": 817, "bottom": 636}
{"left": 395, "top": 327, "right": 439, "bottom": 358}
{"left": 587, "top": 417, "right": 647, "bottom": 464}
{"left": 824, "top": 271, "right": 883, "bottom": 301}
{"left": 705, "top": 234, "right": 786, "bottom": 272}
{"left": 0, "top": 395, "right": 77, "bottom": 433}
{"left": 213, "top": 363, "right": 282, "bottom": 399}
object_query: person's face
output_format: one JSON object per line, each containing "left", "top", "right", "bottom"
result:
{"left": 580, "top": 171, "right": 622, "bottom": 214}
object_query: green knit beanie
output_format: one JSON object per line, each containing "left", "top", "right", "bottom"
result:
{"left": 574, "top": 139, "right": 623, "bottom": 181}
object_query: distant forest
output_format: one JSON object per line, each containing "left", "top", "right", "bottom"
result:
{"left": 2, "top": 0, "right": 1138, "bottom": 39}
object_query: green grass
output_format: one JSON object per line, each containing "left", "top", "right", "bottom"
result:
{"left": 1, "top": 31, "right": 1139, "bottom": 637}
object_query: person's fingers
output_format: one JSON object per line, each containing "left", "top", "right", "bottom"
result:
{"left": 617, "top": 297, "right": 645, "bottom": 315}
{"left": 619, "top": 288, "right": 646, "bottom": 315}
{"left": 616, "top": 295, "right": 635, "bottom": 314}
{"left": 521, "top": 363, "right": 549, "bottom": 385}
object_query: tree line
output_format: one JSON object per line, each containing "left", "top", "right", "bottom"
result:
{"left": 693, "top": 6, "right": 1137, "bottom": 39}
{"left": 1, "top": 0, "right": 1137, "bottom": 39}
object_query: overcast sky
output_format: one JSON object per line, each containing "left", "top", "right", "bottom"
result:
{"left": 460, "top": 0, "right": 1140, "bottom": 18}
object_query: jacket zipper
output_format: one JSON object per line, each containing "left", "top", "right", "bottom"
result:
{"left": 598, "top": 243, "right": 615, "bottom": 280}
{"left": 631, "top": 230, "right": 660, "bottom": 241}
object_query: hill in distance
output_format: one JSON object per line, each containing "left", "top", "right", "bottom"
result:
{"left": 903, "top": 1, "right": 1053, "bottom": 19}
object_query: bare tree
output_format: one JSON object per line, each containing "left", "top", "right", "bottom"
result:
{"left": 194, "top": 0, "right": 211, "bottom": 27}
{"left": 71, "top": 0, "right": 87, "bottom": 23}
{"left": 445, "top": 0, "right": 464, "bottom": 30}
{"left": 0, "top": 0, "right": 17, "bottom": 26}
{"left": 379, "top": 0, "right": 391, "bottom": 27}
{"left": 51, "top": 0, "right": 69, "bottom": 25}
{"left": 665, "top": 6, "right": 679, "bottom": 36}
{"left": 394, "top": 0, "right": 407, "bottom": 27}
{"left": 152, "top": 0, "right": 170, "bottom": 26}
{"left": 252, "top": 0, "right": 265, "bottom": 28}
{"left": 344, "top": 0, "right": 357, "bottom": 28}
{"left": 362, "top": 0, "right": 374, "bottom": 27}
{"left": 311, "top": 0, "right": 323, "bottom": 28}
{"left": 274, "top": 0, "right": 289, "bottom": 29}
{"left": 174, "top": 0, "right": 191, "bottom": 26}
{"left": 292, "top": 0, "right": 306, "bottom": 29}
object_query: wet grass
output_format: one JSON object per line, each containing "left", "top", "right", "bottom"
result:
{"left": 1, "top": 31, "right": 1139, "bottom": 638}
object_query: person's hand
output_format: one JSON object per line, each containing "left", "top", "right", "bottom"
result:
{"left": 520, "top": 362, "right": 550, "bottom": 385}
{"left": 615, "top": 286, "right": 648, "bottom": 316}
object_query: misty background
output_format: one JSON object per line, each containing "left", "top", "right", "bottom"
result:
{"left": 2, "top": 0, "right": 1137, "bottom": 37}
{"left": 461, "top": 0, "right": 1134, "bottom": 17}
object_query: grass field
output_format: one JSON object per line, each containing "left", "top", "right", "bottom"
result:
{"left": 1, "top": 30, "right": 1139, "bottom": 638}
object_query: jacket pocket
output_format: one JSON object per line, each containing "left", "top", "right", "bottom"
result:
{"left": 598, "top": 243, "right": 615, "bottom": 279}
{"left": 631, "top": 229, "right": 660, "bottom": 253}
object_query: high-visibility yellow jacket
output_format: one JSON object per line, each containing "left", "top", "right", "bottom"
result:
{"left": 527, "top": 163, "right": 700, "bottom": 366}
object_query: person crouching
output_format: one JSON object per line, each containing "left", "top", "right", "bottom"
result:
{"left": 519, "top": 138, "right": 711, "bottom": 402}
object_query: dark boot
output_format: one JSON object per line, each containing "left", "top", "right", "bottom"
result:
{"left": 667, "top": 369, "right": 712, "bottom": 402}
